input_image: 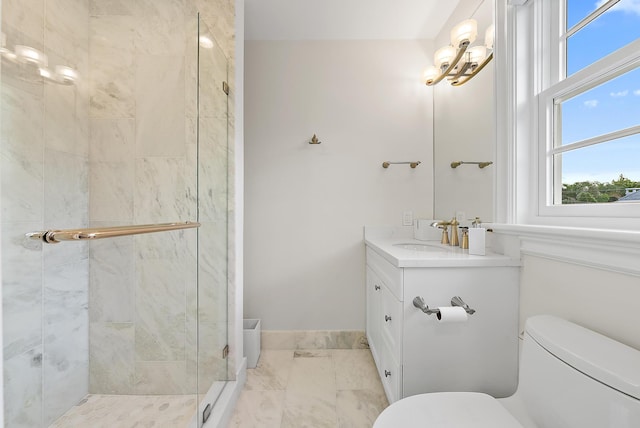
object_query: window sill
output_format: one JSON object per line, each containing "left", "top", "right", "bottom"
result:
{"left": 487, "top": 223, "right": 640, "bottom": 277}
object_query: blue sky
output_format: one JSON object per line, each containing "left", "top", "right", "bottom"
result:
{"left": 561, "top": 0, "right": 640, "bottom": 184}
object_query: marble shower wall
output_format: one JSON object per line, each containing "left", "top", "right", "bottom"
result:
{"left": 1, "top": 0, "right": 91, "bottom": 426}
{"left": 87, "top": 0, "right": 199, "bottom": 395}
{"left": 87, "top": 0, "right": 235, "bottom": 397}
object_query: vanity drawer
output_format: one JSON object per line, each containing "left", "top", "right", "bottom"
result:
{"left": 366, "top": 266, "right": 383, "bottom": 351}
{"left": 379, "top": 338, "right": 402, "bottom": 404}
{"left": 380, "top": 285, "right": 402, "bottom": 360}
{"left": 366, "top": 247, "right": 403, "bottom": 300}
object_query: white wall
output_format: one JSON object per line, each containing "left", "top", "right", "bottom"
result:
{"left": 519, "top": 254, "right": 640, "bottom": 350}
{"left": 244, "top": 40, "right": 434, "bottom": 330}
{"left": 433, "top": 0, "right": 495, "bottom": 222}
{"left": 489, "top": 0, "right": 640, "bottom": 354}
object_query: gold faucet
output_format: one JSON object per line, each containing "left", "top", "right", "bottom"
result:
{"left": 460, "top": 227, "right": 469, "bottom": 249}
{"left": 450, "top": 217, "right": 459, "bottom": 246}
{"left": 430, "top": 220, "right": 451, "bottom": 245}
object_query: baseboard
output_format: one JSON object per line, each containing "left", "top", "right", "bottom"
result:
{"left": 261, "top": 330, "right": 368, "bottom": 350}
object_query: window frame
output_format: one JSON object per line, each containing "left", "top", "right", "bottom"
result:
{"left": 535, "top": 0, "right": 640, "bottom": 219}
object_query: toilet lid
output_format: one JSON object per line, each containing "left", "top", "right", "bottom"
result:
{"left": 373, "top": 392, "right": 523, "bottom": 428}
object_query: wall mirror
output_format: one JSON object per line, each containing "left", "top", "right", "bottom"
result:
{"left": 433, "top": 0, "right": 496, "bottom": 224}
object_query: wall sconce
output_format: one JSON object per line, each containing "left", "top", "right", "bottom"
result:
{"left": 423, "top": 20, "right": 494, "bottom": 87}
{"left": 14, "top": 45, "right": 48, "bottom": 67}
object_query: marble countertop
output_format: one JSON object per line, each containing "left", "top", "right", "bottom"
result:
{"left": 364, "top": 226, "right": 521, "bottom": 268}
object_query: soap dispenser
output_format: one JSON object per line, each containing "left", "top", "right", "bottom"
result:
{"left": 468, "top": 217, "right": 486, "bottom": 256}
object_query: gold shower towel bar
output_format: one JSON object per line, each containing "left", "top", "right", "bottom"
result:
{"left": 26, "top": 221, "right": 200, "bottom": 244}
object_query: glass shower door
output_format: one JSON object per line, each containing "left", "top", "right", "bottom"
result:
{"left": 196, "top": 19, "right": 230, "bottom": 425}
{"left": 1, "top": 2, "right": 230, "bottom": 427}
{"left": 1, "top": 0, "right": 94, "bottom": 425}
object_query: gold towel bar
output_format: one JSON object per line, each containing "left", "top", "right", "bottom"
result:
{"left": 450, "top": 161, "right": 493, "bottom": 169}
{"left": 382, "top": 161, "right": 421, "bottom": 168}
{"left": 26, "top": 221, "right": 200, "bottom": 244}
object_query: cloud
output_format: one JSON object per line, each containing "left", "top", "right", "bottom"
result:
{"left": 583, "top": 99, "right": 599, "bottom": 108}
{"left": 596, "top": 0, "right": 640, "bottom": 15}
{"left": 610, "top": 90, "right": 629, "bottom": 97}
{"left": 634, "top": 89, "right": 640, "bottom": 96}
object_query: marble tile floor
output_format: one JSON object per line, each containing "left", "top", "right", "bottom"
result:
{"left": 49, "top": 394, "right": 198, "bottom": 428}
{"left": 228, "top": 349, "right": 389, "bottom": 428}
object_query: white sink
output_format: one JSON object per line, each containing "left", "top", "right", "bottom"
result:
{"left": 392, "top": 243, "right": 449, "bottom": 252}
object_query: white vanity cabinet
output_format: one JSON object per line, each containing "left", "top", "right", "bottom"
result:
{"left": 365, "top": 245, "right": 520, "bottom": 404}
{"left": 365, "top": 250, "right": 404, "bottom": 402}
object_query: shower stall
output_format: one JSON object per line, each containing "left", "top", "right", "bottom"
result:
{"left": 1, "top": 1, "right": 233, "bottom": 426}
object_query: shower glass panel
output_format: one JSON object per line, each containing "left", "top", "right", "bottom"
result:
{"left": 1, "top": 1, "right": 229, "bottom": 427}
{"left": 195, "top": 19, "right": 230, "bottom": 423}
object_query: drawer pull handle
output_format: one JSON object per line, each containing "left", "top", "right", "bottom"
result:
{"left": 374, "top": 284, "right": 381, "bottom": 291}
{"left": 385, "top": 315, "right": 392, "bottom": 322}
{"left": 384, "top": 370, "right": 391, "bottom": 377}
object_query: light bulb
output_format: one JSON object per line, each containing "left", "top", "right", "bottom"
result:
{"left": 3, "top": 51, "right": 17, "bottom": 62}
{"left": 0, "top": 39, "right": 9, "bottom": 56}
{"left": 468, "top": 46, "right": 487, "bottom": 64}
{"left": 55, "top": 65, "right": 78, "bottom": 84}
{"left": 39, "top": 67, "right": 52, "bottom": 79}
{"left": 14, "top": 45, "right": 48, "bottom": 67}
{"left": 434, "top": 46, "right": 456, "bottom": 69}
{"left": 485, "top": 24, "right": 495, "bottom": 50}
{"left": 423, "top": 66, "right": 439, "bottom": 84}
{"left": 199, "top": 35, "right": 214, "bottom": 49}
{"left": 450, "top": 19, "right": 478, "bottom": 47}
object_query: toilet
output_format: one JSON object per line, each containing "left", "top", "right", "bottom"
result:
{"left": 374, "top": 315, "right": 640, "bottom": 427}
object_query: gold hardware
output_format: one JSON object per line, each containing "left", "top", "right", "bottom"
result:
{"left": 460, "top": 227, "right": 469, "bottom": 249}
{"left": 451, "top": 52, "right": 494, "bottom": 87}
{"left": 222, "top": 81, "right": 229, "bottom": 95}
{"left": 425, "top": 41, "right": 470, "bottom": 86}
{"left": 309, "top": 134, "right": 321, "bottom": 144}
{"left": 26, "top": 221, "right": 200, "bottom": 244}
{"left": 440, "top": 225, "right": 450, "bottom": 245}
{"left": 450, "top": 161, "right": 493, "bottom": 169}
{"left": 382, "top": 161, "right": 421, "bottom": 168}
{"left": 430, "top": 220, "right": 453, "bottom": 245}
{"left": 450, "top": 218, "right": 460, "bottom": 247}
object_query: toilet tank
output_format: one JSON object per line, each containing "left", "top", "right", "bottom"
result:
{"left": 518, "top": 315, "right": 640, "bottom": 428}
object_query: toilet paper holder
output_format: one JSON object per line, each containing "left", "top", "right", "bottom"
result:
{"left": 412, "top": 295, "right": 476, "bottom": 316}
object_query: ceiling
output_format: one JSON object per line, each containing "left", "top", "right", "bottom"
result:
{"left": 244, "top": 0, "right": 461, "bottom": 41}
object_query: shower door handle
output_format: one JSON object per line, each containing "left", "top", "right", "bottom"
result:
{"left": 26, "top": 221, "right": 200, "bottom": 244}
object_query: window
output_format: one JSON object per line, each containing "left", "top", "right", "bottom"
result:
{"left": 537, "top": 0, "right": 640, "bottom": 217}
{"left": 566, "top": 0, "right": 640, "bottom": 75}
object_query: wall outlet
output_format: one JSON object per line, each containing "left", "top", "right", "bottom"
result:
{"left": 456, "top": 211, "right": 466, "bottom": 223}
{"left": 403, "top": 210, "right": 413, "bottom": 226}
